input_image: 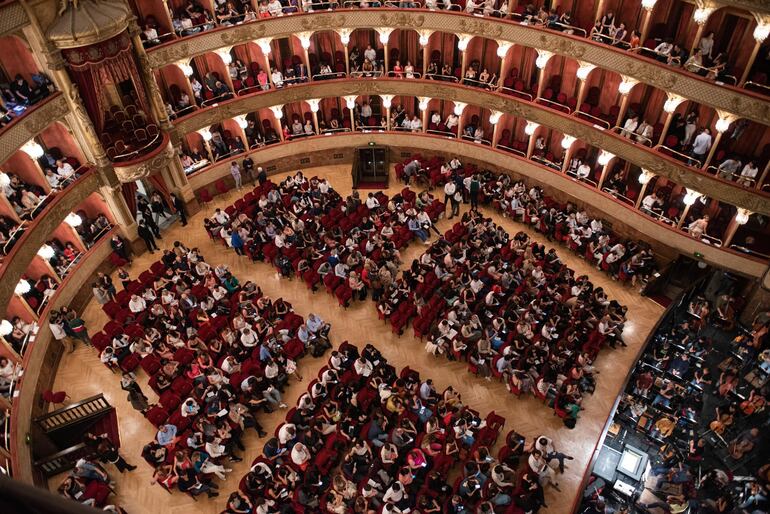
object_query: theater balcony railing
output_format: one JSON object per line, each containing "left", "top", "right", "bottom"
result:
{"left": 0, "top": 93, "right": 69, "bottom": 166}
{"left": 170, "top": 78, "right": 770, "bottom": 216}
{"left": 145, "top": 9, "right": 770, "bottom": 127}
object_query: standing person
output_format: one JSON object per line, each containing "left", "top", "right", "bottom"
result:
{"left": 92, "top": 282, "right": 110, "bottom": 306}
{"left": 230, "top": 160, "right": 242, "bottom": 189}
{"left": 117, "top": 268, "right": 131, "bottom": 290}
{"left": 97, "top": 272, "right": 116, "bottom": 300}
{"left": 110, "top": 235, "right": 131, "bottom": 263}
{"left": 231, "top": 229, "right": 245, "bottom": 256}
{"left": 469, "top": 174, "right": 481, "bottom": 210}
{"left": 139, "top": 200, "right": 161, "bottom": 238}
{"left": 451, "top": 187, "right": 462, "bottom": 218}
{"left": 138, "top": 220, "right": 159, "bottom": 254}
{"left": 49, "top": 311, "right": 74, "bottom": 353}
{"left": 84, "top": 433, "right": 137, "bottom": 473}
{"left": 66, "top": 312, "right": 91, "bottom": 346}
{"left": 150, "top": 192, "right": 170, "bottom": 225}
{"left": 172, "top": 193, "right": 188, "bottom": 227}
{"left": 257, "top": 166, "right": 267, "bottom": 185}
{"left": 444, "top": 179, "right": 456, "bottom": 215}
{"left": 121, "top": 372, "right": 149, "bottom": 413}
{"left": 242, "top": 155, "right": 256, "bottom": 183}
{"left": 690, "top": 128, "right": 712, "bottom": 165}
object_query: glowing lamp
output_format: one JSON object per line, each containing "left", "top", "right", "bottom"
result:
{"left": 418, "top": 98, "right": 430, "bottom": 111}
{"left": 381, "top": 95, "right": 393, "bottom": 109}
{"left": 177, "top": 61, "right": 194, "bottom": 77}
{"left": 735, "top": 209, "right": 751, "bottom": 225}
{"left": 307, "top": 99, "right": 320, "bottom": 113}
{"left": 15, "top": 279, "right": 31, "bottom": 295}
{"left": 235, "top": 115, "right": 248, "bottom": 129}
{"left": 693, "top": 7, "right": 713, "bottom": 25}
{"left": 298, "top": 33, "right": 311, "bottom": 50}
{"left": 255, "top": 38, "right": 272, "bottom": 55}
{"left": 270, "top": 105, "right": 284, "bottom": 119}
{"left": 457, "top": 35, "right": 472, "bottom": 52}
{"left": 453, "top": 102, "right": 467, "bottom": 116}
{"left": 576, "top": 64, "right": 595, "bottom": 81}
{"left": 663, "top": 95, "right": 684, "bottom": 113}
{"left": 0, "top": 320, "right": 12, "bottom": 337}
{"left": 419, "top": 34, "right": 430, "bottom": 47}
{"left": 641, "top": 0, "right": 657, "bottom": 10}
{"left": 198, "top": 128, "right": 213, "bottom": 141}
{"left": 683, "top": 189, "right": 701, "bottom": 206}
{"left": 560, "top": 135, "right": 575, "bottom": 149}
{"left": 715, "top": 117, "right": 732, "bottom": 133}
{"left": 377, "top": 29, "right": 392, "bottom": 45}
{"left": 618, "top": 79, "right": 636, "bottom": 95}
{"left": 64, "top": 212, "right": 83, "bottom": 227}
{"left": 37, "top": 244, "right": 55, "bottom": 260}
{"left": 216, "top": 49, "right": 232, "bottom": 65}
{"left": 597, "top": 151, "right": 614, "bottom": 166}
{"left": 21, "top": 141, "right": 45, "bottom": 159}
{"left": 496, "top": 42, "right": 512, "bottom": 58}
{"left": 535, "top": 51, "right": 552, "bottom": 69}
{"left": 637, "top": 170, "right": 654, "bottom": 185}
{"left": 344, "top": 96, "right": 356, "bottom": 110}
{"left": 0, "top": 172, "right": 10, "bottom": 188}
{"left": 524, "top": 121, "right": 539, "bottom": 136}
{"left": 754, "top": 24, "right": 770, "bottom": 43}
{"left": 488, "top": 111, "right": 502, "bottom": 125}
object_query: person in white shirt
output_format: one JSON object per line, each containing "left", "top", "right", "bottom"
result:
{"left": 278, "top": 423, "right": 296, "bottom": 445}
{"left": 56, "top": 159, "right": 75, "bottom": 177}
{"left": 690, "top": 128, "right": 712, "bottom": 164}
{"left": 128, "top": 294, "right": 146, "bottom": 313}
{"left": 213, "top": 208, "right": 230, "bottom": 225}
{"left": 445, "top": 113, "right": 459, "bottom": 130}
{"left": 240, "top": 327, "right": 258, "bottom": 347}
{"left": 360, "top": 102, "right": 372, "bottom": 119}
{"left": 576, "top": 163, "right": 591, "bottom": 179}
{"left": 271, "top": 69, "right": 284, "bottom": 88}
{"left": 365, "top": 193, "right": 380, "bottom": 209}
{"left": 410, "top": 115, "right": 422, "bottom": 132}
{"left": 354, "top": 357, "right": 373, "bottom": 377}
{"left": 267, "top": 0, "right": 282, "bottom": 16}
{"left": 430, "top": 111, "right": 441, "bottom": 126}
{"left": 291, "top": 442, "right": 311, "bottom": 467}
{"left": 737, "top": 161, "right": 758, "bottom": 187}
{"left": 620, "top": 115, "right": 639, "bottom": 138}
{"left": 641, "top": 192, "right": 660, "bottom": 214}
{"left": 716, "top": 158, "right": 742, "bottom": 180}
{"left": 364, "top": 45, "right": 376, "bottom": 64}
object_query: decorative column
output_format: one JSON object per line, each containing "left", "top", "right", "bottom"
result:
{"left": 703, "top": 112, "right": 735, "bottom": 169}
{"left": 596, "top": 151, "right": 615, "bottom": 189}
{"left": 507, "top": 0, "right": 518, "bottom": 18}
{"left": 418, "top": 97, "right": 430, "bottom": 133}
{"left": 534, "top": 50, "right": 553, "bottom": 99}
{"left": 740, "top": 21, "right": 770, "bottom": 85}
{"left": 307, "top": 99, "right": 320, "bottom": 133}
{"left": 377, "top": 29, "right": 394, "bottom": 75}
{"left": 560, "top": 135, "right": 576, "bottom": 173}
{"left": 690, "top": 5, "right": 715, "bottom": 55}
{"left": 454, "top": 102, "right": 467, "bottom": 138}
{"left": 639, "top": 0, "right": 657, "bottom": 44}
{"left": 635, "top": 170, "right": 654, "bottom": 208}
{"left": 722, "top": 209, "right": 751, "bottom": 247}
{"left": 338, "top": 29, "right": 352, "bottom": 76}
{"left": 525, "top": 121, "right": 539, "bottom": 159}
{"left": 19, "top": 141, "right": 51, "bottom": 193}
{"left": 593, "top": 0, "right": 606, "bottom": 22}
{"left": 344, "top": 96, "right": 357, "bottom": 130}
{"left": 496, "top": 42, "right": 513, "bottom": 88}
{"left": 615, "top": 77, "right": 637, "bottom": 127}
{"left": 419, "top": 30, "right": 433, "bottom": 77}
{"left": 489, "top": 111, "right": 502, "bottom": 148}
{"left": 381, "top": 95, "right": 393, "bottom": 130}
{"left": 757, "top": 160, "right": 770, "bottom": 190}
{"left": 101, "top": 183, "right": 139, "bottom": 239}
{"left": 270, "top": 105, "right": 285, "bottom": 141}
{"left": 658, "top": 94, "right": 686, "bottom": 145}
{"left": 214, "top": 48, "right": 236, "bottom": 92}
{"left": 458, "top": 35, "right": 473, "bottom": 79}
{"left": 574, "top": 63, "right": 595, "bottom": 113}
{"left": 197, "top": 128, "right": 216, "bottom": 161}
{"left": 297, "top": 33, "right": 313, "bottom": 81}
{"left": 256, "top": 39, "right": 275, "bottom": 87}
{"left": 677, "top": 189, "right": 702, "bottom": 229}
{"left": 129, "top": 19, "right": 173, "bottom": 130}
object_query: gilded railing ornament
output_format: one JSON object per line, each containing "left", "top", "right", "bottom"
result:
{"left": 113, "top": 140, "right": 175, "bottom": 183}
{"left": 300, "top": 13, "right": 347, "bottom": 31}
{"left": 378, "top": 12, "right": 425, "bottom": 28}
{"left": 458, "top": 18, "right": 502, "bottom": 39}
{"left": 221, "top": 23, "right": 267, "bottom": 45}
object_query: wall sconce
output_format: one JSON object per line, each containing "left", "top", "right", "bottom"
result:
{"left": 735, "top": 208, "right": 751, "bottom": 225}
{"left": 560, "top": 135, "right": 576, "bottom": 149}
{"left": 524, "top": 121, "right": 539, "bottom": 136}
{"left": 576, "top": 63, "right": 596, "bottom": 81}
{"left": 198, "top": 128, "right": 213, "bottom": 141}
{"left": 418, "top": 97, "right": 430, "bottom": 111}
{"left": 641, "top": 0, "right": 657, "bottom": 10}
{"left": 377, "top": 28, "right": 394, "bottom": 45}
{"left": 457, "top": 34, "right": 473, "bottom": 52}
{"left": 298, "top": 32, "right": 312, "bottom": 50}
{"left": 0, "top": 172, "right": 10, "bottom": 188}
{"left": 496, "top": 42, "right": 512, "bottom": 58}
{"left": 177, "top": 61, "right": 194, "bottom": 77}
{"left": 381, "top": 95, "right": 393, "bottom": 109}
{"left": 216, "top": 48, "right": 233, "bottom": 65}
{"left": 64, "top": 212, "right": 83, "bottom": 227}
{"left": 453, "top": 102, "right": 467, "bottom": 116}
{"left": 0, "top": 320, "right": 12, "bottom": 338}
{"left": 344, "top": 96, "right": 357, "bottom": 110}
{"left": 663, "top": 94, "right": 685, "bottom": 113}
{"left": 488, "top": 111, "right": 502, "bottom": 125}
{"left": 597, "top": 151, "right": 614, "bottom": 166}
{"left": 638, "top": 170, "right": 654, "bottom": 184}
{"left": 15, "top": 279, "right": 31, "bottom": 296}
{"left": 270, "top": 105, "right": 284, "bottom": 119}
{"left": 235, "top": 115, "right": 249, "bottom": 129}
{"left": 715, "top": 116, "right": 733, "bottom": 133}
{"left": 693, "top": 7, "right": 714, "bottom": 25}
{"left": 535, "top": 50, "right": 552, "bottom": 69}
{"left": 418, "top": 30, "right": 433, "bottom": 47}
{"left": 683, "top": 189, "right": 702, "bottom": 206}
{"left": 37, "top": 244, "right": 55, "bottom": 260}
{"left": 754, "top": 23, "right": 770, "bottom": 43}
{"left": 307, "top": 99, "right": 320, "bottom": 113}
{"left": 337, "top": 29, "right": 351, "bottom": 47}
{"left": 618, "top": 78, "right": 637, "bottom": 95}
{"left": 255, "top": 38, "right": 272, "bottom": 55}
{"left": 21, "top": 140, "right": 45, "bottom": 159}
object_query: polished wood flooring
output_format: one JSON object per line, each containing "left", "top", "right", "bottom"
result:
{"left": 48, "top": 165, "right": 665, "bottom": 514}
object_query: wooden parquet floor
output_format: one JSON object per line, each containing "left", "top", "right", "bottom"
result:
{"left": 48, "top": 165, "right": 664, "bottom": 514}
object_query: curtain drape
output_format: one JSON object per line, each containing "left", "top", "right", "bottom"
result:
{"left": 121, "top": 181, "right": 138, "bottom": 218}
{"left": 147, "top": 173, "right": 176, "bottom": 213}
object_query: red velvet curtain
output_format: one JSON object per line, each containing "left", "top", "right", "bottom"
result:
{"left": 147, "top": 173, "right": 176, "bottom": 213}
{"left": 121, "top": 181, "right": 138, "bottom": 218}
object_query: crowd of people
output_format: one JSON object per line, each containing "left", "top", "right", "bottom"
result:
{"left": 581, "top": 285, "right": 769, "bottom": 514}
{"left": 83, "top": 245, "right": 332, "bottom": 499}
{"left": 222, "top": 341, "right": 580, "bottom": 514}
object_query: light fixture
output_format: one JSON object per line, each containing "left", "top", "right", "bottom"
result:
{"left": 715, "top": 116, "right": 733, "bottom": 133}
{"left": 618, "top": 79, "right": 636, "bottom": 95}
{"left": 381, "top": 95, "right": 393, "bottom": 109}
{"left": 683, "top": 189, "right": 701, "bottom": 206}
{"left": 270, "top": 105, "right": 284, "bottom": 119}
{"left": 198, "top": 128, "right": 213, "bottom": 141}
{"left": 598, "top": 151, "right": 614, "bottom": 166}
{"left": 64, "top": 212, "right": 82, "bottom": 227}
{"left": 418, "top": 30, "right": 432, "bottom": 47}
{"left": 663, "top": 94, "right": 685, "bottom": 113}
{"left": 177, "top": 61, "right": 194, "bottom": 77}
{"left": 496, "top": 42, "right": 512, "bottom": 58}
{"left": 235, "top": 115, "right": 248, "bottom": 129}
{"left": 535, "top": 50, "right": 552, "bottom": 69}
{"left": 693, "top": 7, "right": 714, "bottom": 25}
{"left": 560, "top": 135, "right": 575, "bottom": 149}
{"left": 307, "top": 99, "right": 320, "bottom": 113}
{"left": 37, "top": 244, "right": 55, "bottom": 260}
{"left": 638, "top": 170, "right": 654, "bottom": 185}
{"left": 21, "top": 140, "right": 44, "bottom": 159}
{"left": 216, "top": 48, "right": 232, "bottom": 65}
{"left": 344, "top": 96, "right": 356, "bottom": 110}
{"left": 576, "top": 63, "right": 595, "bottom": 81}
{"left": 0, "top": 172, "right": 10, "bottom": 188}
{"left": 15, "top": 279, "right": 31, "bottom": 295}
{"left": 255, "top": 38, "right": 272, "bottom": 55}
{"left": 735, "top": 208, "right": 751, "bottom": 225}
{"left": 0, "top": 320, "right": 12, "bottom": 337}
{"left": 457, "top": 34, "right": 472, "bottom": 52}
{"left": 488, "top": 111, "right": 502, "bottom": 125}
{"left": 524, "top": 121, "right": 539, "bottom": 136}
{"left": 453, "top": 102, "right": 467, "bottom": 116}
{"left": 298, "top": 32, "right": 312, "bottom": 50}
{"left": 377, "top": 28, "right": 393, "bottom": 45}
{"left": 754, "top": 23, "right": 770, "bottom": 43}
{"left": 418, "top": 97, "right": 430, "bottom": 111}
{"left": 338, "top": 29, "right": 351, "bottom": 47}
{"left": 641, "top": 0, "right": 657, "bottom": 10}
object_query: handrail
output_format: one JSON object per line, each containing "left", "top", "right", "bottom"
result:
{"left": 575, "top": 110, "right": 611, "bottom": 130}
{"left": 1, "top": 223, "right": 27, "bottom": 256}
{"left": 34, "top": 394, "right": 111, "bottom": 433}
{"left": 426, "top": 129, "right": 457, "bottom": 138}
{"left": 705, "top": 165, "right": 754, "bottom": 187}
{"left": 497, "top": 143, "right": 525, "bottom": 156}
{"left": 174, "top": 21, "right": 216, "bottom": 37}
{"left": 697, "top": 233, "right": 724, "bottom": 247}
{"left": 425, "top": 73, "right": 460, "bottom": 83}
{"left": 171, "top": 104, "right": 198, "bottom": 117}
{"left": 350, "top": 70, "right": 384, "bottom": 78}
{"left": 200, "top": 92, "right": 233, "bottom": 107}
{"left": 532, "top": 154, "right": 561, "bottom": 171}
{"left": 312, "top": 72, "right": 347, "bottom": 81}
{"left": 565, "top": 169, "right": 598, "bottom": 187}
{"left": 537, "top": 97, "right": 572, "bottom": 113}
{"left": 386, "top": 70, "right": 422, "bottom": 79}
{"left": 111, "top": 132, "right": 164, "bottom": 162}
{"left": 461, "top": 76, "right": 496, "bottom": 89}
{"left": 0, "top": 92, "right": 62, "bottom": 142}
{"left": 611, "top": 125, "right": 653, "bottom": 147}
{"left": 16, "top": 323, "right": 39, "bottom": 360}
{"left": 730, "top": 245, "right": 770, "bottom": 260}
{"left": 236, "top": 84, "right": 268, "bottom": 96}
{"left": 653, "top": 144, "right": 700, "bottom": 167}
{"left": 498, "top": 86, "right": 534, "bottom": 101}
{"left": 358, "top": 125, "right": 387, "bottom": 132}
{"left": 320, "top": 127, "right": 351, "bottom": 134}
{"left": 743, "top": 81, "right": 770, "bottom": 95}
{"left": 461, "top": 134, "right": 491, "bottom": 145}
{"left": 33, "top": 443, "right": 90, "bottom": 477}
{"left": 602, "top": 187, "right": 635, "bottom": 206}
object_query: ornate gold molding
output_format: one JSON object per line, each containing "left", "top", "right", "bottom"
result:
{"left": 722, "top": 0, "right": 770, "bottom": 17}
{"left": 0, "top": 2, "right": 29, "bottom": 38}
{"left": 174, "top": 79, "right": 770, "bottom": 215}
{"left": 188, "top": 132, "right": 766, "bottom": 276}
{"left": 112, "top": 136, "right": 175, "bottom": 182}
{"left": 147, "top": 11, "right": 770, "bottom": 125}
{"left": 0, "top": 93, "right": 69, "bottom": 165}
{"left": 0, "top": 170, "right": 102, "bottom": 311}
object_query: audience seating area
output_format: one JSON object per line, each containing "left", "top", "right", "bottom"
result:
{"left": 101, "top": 100, "right": 162, "bottom": 162}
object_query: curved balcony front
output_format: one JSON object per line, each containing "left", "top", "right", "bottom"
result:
{"left": 0, "top": 94, "right": 69, "bottom": 166}
{"left": 146, "top": 9, "right": 770, "bottom": 126}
